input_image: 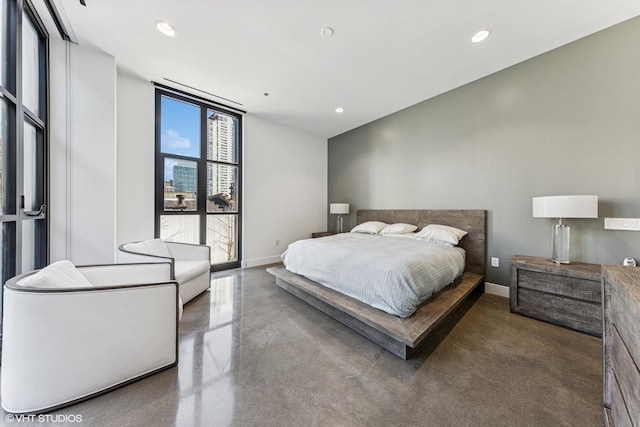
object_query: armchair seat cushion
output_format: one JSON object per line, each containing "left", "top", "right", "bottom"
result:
{"left": 117, "top": 240, "right": 211, "bottom": 305}
{"left": 174, "top": 260, "right": 210, "bottom": 285}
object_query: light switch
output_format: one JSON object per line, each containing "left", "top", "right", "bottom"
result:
{"left": 604, "top": 218, "right": 640, "bottom": 231}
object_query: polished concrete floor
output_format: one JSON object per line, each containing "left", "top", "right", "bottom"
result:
{"left": 0, "top": 266, "right": 603, "bottom": 427}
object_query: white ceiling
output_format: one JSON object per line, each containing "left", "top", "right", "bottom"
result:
{"left": 58, "top": 0, "right": 640, "bottom": 138}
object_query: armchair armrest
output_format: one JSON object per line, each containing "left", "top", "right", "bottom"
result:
{"left": 165, "top": 242, "right": 210, "bottom": 262}
{"left": 116, "top": 244, "right": 172, "bottom": 265}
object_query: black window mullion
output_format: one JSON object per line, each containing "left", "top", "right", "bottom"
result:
{"left": 2, "top": 0, "right": 17, "bottom": 95}
{"left": 14, "top": 1, "right": 24, "bottom": 273}
{"left": 1, "top": 99, "right": 17, "bottom": 215}
{"left": 22, "top": 106, "right": 44, "bottom": 127}
{"left": 209, "top": 159, "right": 238, "bottom": 168}
{"left": 34, "top": 125, "right": 45, "bottom": 211}
{"left": 154, "top": 90, "right": 163, "bottom": 237}
{"left": 0, "top": 87, "right": 18, "bottom": 104}
{"left": 198, "top": 105, "right": 207, "bottom": 245}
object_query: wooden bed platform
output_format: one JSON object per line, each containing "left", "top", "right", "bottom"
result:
{"left": 267, "top": 209, "right": 486, "bottom": 359}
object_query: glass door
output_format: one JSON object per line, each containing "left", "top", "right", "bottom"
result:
{"left": 0, "top": 1, "right": 49, "bottom": 343}
{"left": 18, "top": 5, "right": 47, "bottom": 273}
{"left": 21, "top": 117, "right": 46, "bottom": 272}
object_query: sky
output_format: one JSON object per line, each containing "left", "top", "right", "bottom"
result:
{"left": 160, "top": 95, "right": 239, "bottom": 182}
{"left": 161, "top": 96, "right": 201, "bottom": 179}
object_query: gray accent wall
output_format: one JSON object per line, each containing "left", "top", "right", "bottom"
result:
{"left": 328, "top": 16, "right": 640, "bottom": 286}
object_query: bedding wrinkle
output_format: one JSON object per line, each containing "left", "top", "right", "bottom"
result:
{"left": 281, "top": 233, "right": 465, "bottom": 317}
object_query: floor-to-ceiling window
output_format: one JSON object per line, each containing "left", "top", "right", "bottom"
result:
{"left": 0, "top": 0, "right": 48, "bottom": 283}
{"left": 0, "top": 0, "right": 48, "bottom": 342}
{"left": 155, "top": 87, "right": 242, "bottom": 271}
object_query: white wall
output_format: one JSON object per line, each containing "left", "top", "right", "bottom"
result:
{"left": 49, "top": 39, "right": 117, "bottom": 264}
{"left": 113, "top": 76, "right": 328, "bottom": 267}
{"left": 243, "top": 115, "right": 328, "bottom": 267}
{"left": 116, "top": 73, "right": 155, "bottom": 245}
{"left": 46, "top": 41, "right": 335, "bottom": 269}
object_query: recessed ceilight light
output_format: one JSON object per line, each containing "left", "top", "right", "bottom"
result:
{"left": 471, "top": 29, "right": 490, "bottom": 43}
{"left": 335, "top": 107, "right": 344, "bottom": 113}
{"left": 320, "top": 27, "right": 334, "bottom": 39}
{"left": 156, "top": 21, "right": 177, "bottom": 37}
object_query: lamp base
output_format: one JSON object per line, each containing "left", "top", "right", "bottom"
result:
{"left": 552, "top": 222, "right": 570, "bottom": 264}
{"left": 336, "top": 215, "right": 344, "bottom": 233}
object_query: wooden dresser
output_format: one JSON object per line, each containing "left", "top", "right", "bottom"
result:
{"left": 510, "top": 256, "right": 602, "bottom": 336}
{"left": 602, "top": 265, "right": 640, "bottom": 427}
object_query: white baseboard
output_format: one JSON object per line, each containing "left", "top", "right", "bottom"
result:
{"left": 242, "top": 255, "right": 282, "bottom": 269}
{"left": 484, "top": 282, "right": 509, "bottom": 298}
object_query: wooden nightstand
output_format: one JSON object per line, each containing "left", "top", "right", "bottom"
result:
{"left": 311, "top": 231, "right": 336, "bottom": 238}
{"left": 509, "top": 255, "right": 602, "bottom": 337}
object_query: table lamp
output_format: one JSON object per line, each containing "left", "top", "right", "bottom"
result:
{"left": 329, "top": 203, "right": 349, "bottom": 233}
{"left": 533, "top": 195, "right": 598, "bottom": 264}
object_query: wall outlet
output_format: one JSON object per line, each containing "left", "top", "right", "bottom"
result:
{"left": 491, "top": 257, "right": 500, "bottom": 268}
{"left": 274, "top": 239, "right": 279, "bottom": 246}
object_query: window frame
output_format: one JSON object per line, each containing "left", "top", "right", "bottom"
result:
{"left": 154, "top": 85, "right": 243, "bottom": 271}
{"left": 0, "top": 0, "right": 50, "bottom": 347}
{"left": 0, "top": 0, "right": 49, "bottom": 280}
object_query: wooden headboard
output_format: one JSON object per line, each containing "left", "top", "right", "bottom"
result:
{"left": 357, "top": 210, "right": 486, "bottom": 275}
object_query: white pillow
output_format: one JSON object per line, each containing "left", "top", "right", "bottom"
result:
{"left": 350, "top": 221, "right": 388, "bottom": 234}
{"left": 124, "top": 238, "right": 171, "bottom": 258}
{"left": 416, "top": 224, "right": 468, "bottom": 246}
{"left": 380, "top": 223, "right": 418, "bottom": 235}
{"left": 16, "top": 260, "right": 93, "bottom": 289}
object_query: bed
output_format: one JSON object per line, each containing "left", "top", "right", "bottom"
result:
{"left": 267, "top": 209, "right": 486, "bottom": 359}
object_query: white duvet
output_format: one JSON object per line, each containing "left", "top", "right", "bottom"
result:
{"left": 281, "top": 233, "right": 465, "bottom": 317}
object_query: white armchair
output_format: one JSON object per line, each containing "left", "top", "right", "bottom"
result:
{"left": 117, "top": 239, "right": 211, "bottom": 305}
{"left": 1, "top": 262, "right": 179, "bottom": 414}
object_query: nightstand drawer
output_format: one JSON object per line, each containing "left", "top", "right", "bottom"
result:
{"left": 518, "top": 288, "right": 601, "bottom": 334}
{"left": 518, "top": 269, "right": 601, "bottom": 303}
{"left": 510, "top": 256, "right": 602, "bottom": 336}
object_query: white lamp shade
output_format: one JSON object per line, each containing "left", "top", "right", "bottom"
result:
{"left": 532, "top": 195, "right": 598, "bottom": 218}
{"left": 329, "top": 203, "right": 350, "bottom": 215}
